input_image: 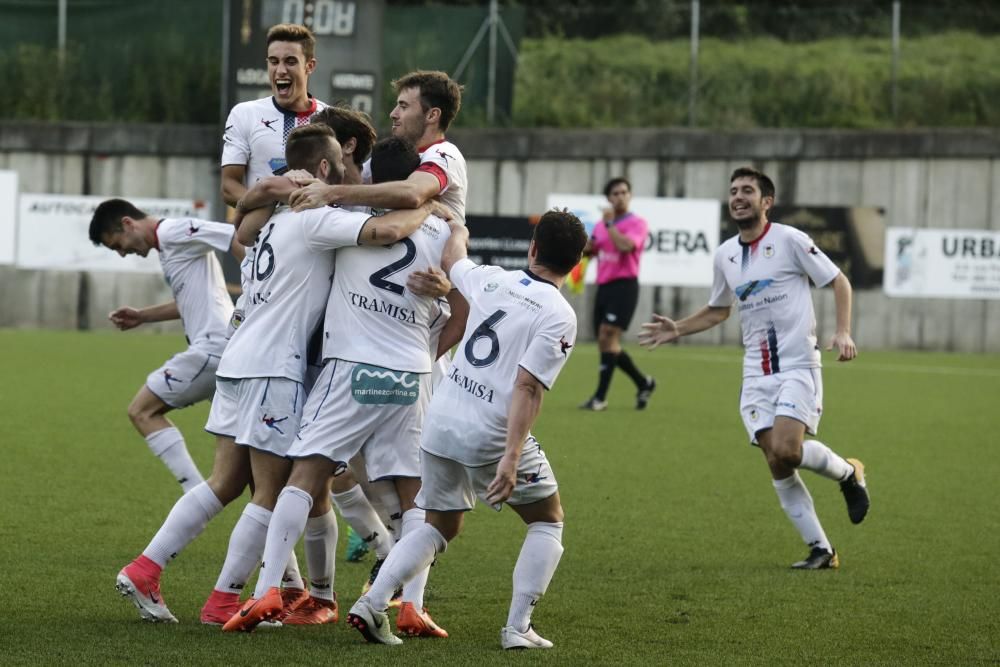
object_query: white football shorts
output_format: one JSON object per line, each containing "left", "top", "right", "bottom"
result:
{"left": 146, "top": 347, "right": 219, "bottom": 409}
{"left": 290, "top": 359, "right": 426, "bottom": 480}
{"left": 205, "top": 376, "right": 305, "bottom": 456}
{"left": 416, "top": 437, "right": 559, "bottom": 512}
{"left": 739, "top": 367, "right": 824, "bottom": 444}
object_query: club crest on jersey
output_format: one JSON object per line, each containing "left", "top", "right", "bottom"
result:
{"left": 763, "top": 244, "right": 774, "bottom": 258}
{"left": 484, "top": 282, "right": 499, "bottom": 293}
{"left": 351, "top": 363, "right": 419, "bottom": 405}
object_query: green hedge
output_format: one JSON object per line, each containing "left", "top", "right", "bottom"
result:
{"left": 513, "top": 32, "right": 1000, "bottom": 128}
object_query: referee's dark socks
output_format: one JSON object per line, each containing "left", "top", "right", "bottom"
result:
{"left": 616, "top": 350, "right": 648, "bottom": 388}
{"left": 595, "top": 352, "right": 618, "bottom": 400}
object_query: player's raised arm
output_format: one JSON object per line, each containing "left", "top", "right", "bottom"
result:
{"left": 441, "top": 220, "right": 470, "bottom": 276}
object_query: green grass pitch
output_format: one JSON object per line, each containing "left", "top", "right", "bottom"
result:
{"left": 0, "top": 329, "right": 997, "bottom": 665}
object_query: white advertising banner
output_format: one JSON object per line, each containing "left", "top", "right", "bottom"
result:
{"left": 884, "top": 227, "right": 1000, "bottom": 299}
{"left": 546, "top": 194, "right": 720, "bottom": 287}
{"left": 17, "top": 195, "right": 208, "bottom": 273}
{"left": 0, "top": 171, "right": 17, "bottom": 265}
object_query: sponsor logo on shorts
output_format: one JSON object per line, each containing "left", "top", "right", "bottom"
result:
{"left": 749, "top": 408, "right": 759, "bottom": 422}
{"left": 350, "top": 364, "right": 419, "bottom": 405}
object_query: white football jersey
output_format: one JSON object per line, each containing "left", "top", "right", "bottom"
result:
{"left": 218, "top": 206, "right": 370, "bottom": 381}
{"left": 155, "top": 218, "right": 235, "bottom": 356}
{"left": 360, "top": 138, "right": 467, "bottom": 220}
{"left": 221, "top": 96, "right": 327, "bottom": 185}
{"left": 323, "top": 215, "right": 451, "bottom": 373}
{"left": 709, "top": 222, "right": 840, "bottom": 377}
{"left": 421, "top": 259, "right": 578, "bottom": 466}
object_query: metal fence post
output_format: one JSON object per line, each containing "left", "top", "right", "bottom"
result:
{"left": 891, "top": 0, "right": 901, "bottom": 124}
{"left": 689, "top": 0, "right": 700, "bottom": 127}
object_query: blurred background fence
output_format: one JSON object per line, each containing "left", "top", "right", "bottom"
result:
{"left": 0, "top": 0, "right": 997, "bottom": 128}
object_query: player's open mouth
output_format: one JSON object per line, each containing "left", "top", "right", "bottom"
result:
{"left": 731, "top": 203, "right": 750, "bottom": 215}
{"left": 275, "top": 79, "right": 292, "bottom": 94}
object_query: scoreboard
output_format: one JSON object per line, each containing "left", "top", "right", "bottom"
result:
{"left": 224, "top": 0, "right": 384, "bottom": 118}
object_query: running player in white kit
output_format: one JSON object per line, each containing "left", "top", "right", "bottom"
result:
{"left": 89, "top": 199, "right": 237, "bottom": 496}
{"left": 639, "top": 166, "right": 870, "bottom": 570}
{"left": 348, "top": 209, "right": 588, "bottom": 650}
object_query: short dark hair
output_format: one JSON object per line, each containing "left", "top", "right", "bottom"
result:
{"left": 370, "top": 137, "right": 421, "bottom": 185}
{"left": 392, "top": 70, "right": 463, "bottom": 131}
{"left": 88, "top": 198, "right": 146, "bottom": 246}
{"left": 311, "top": 105, "right": 377, "bottom": 167}
{"left": 266, "top": 23, "right": 316, "bottom": 60}
{"left": 285, "top": 123, "right": 339, "bottom": 175}
{"left": 603, "top": 177, "right": 631, "bottom": 198}
{"left": 533, "top": 208, "right": 588, "bottom": 275}
{"left": 730, "top": 166, "right": 775, "bottom": 200}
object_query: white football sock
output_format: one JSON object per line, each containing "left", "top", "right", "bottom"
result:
{"left": 507, "top": 521, "right": 564, "bottom": 633}
{"left": 143, "top": 482, "right": 223, "bottom": 567}
{"left": 213, "top": 503, "right": 270, "bottom": 595}
{"left": 799, "top": 439, "right": 854, "bottom": 481}
{"left": 304, "top": 509, "right": 338, "bottom": 601}
{"left": 282, "top": 551, "right": 305, "bottom": 590}
{"left": 773, "top": 473, "right": 831, "bottom": 552}
{"left": 332, "top": 485, "right": 394, "bottom": 559}
{"left": 400, "top": 508, "right": 430, "bottom": 608}
{"left": 368, "top": 523, "right": 447, "bottom": 611}
{"left": 367, "top": 479, "right": 403, "bottom": 538}
{"left": 255, "top": 486, "right": 312, "bottom": 598}
{"left": 145, "top": 427, "right": 204, "bottom": 492}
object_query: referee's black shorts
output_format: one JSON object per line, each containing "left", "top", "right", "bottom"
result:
{"left": 593, "top": 278, "right": 640, "bottom": 335}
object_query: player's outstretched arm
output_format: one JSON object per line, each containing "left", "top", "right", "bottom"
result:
{"left": 827, "top": 271, "right": 857, "bottom": 362}
{"left": 289, "top": 170, "right": 442, "bottom": 212}
{"left": 638, "top": 305, "right": 731, "bottom": 350}
{"left": 357, "top": 200, "right": 440, "bottom": 246}
{"left": 109, "top": 301, "right": 180, "bottom": 331}
{"left": 487, "top": 367, "right": 544, "bottom": 506}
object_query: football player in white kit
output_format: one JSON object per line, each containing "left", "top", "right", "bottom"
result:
{"left": 223, "top": 138, "right": 454, "bottom": 633}
{"left": 89, "top": 198, "right": 238, "bottom": 496}
{"left": 202, "top": 124, "right": 443, "bottom": 628}
{"left": 348, "top": 209, "right": 588, "bottom": 650}
{"left": 639, "top": 167, "right": 870, "bottom": 570}
{"left": 220, "top": 21, "right": 327, "bottom": 608}
{"left": 288, "top": 69, "right": 468, "bottom": 221}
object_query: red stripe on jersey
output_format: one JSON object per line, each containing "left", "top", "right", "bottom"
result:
{"left": 416, "top": 162, "right": 448, "bottom": 192}
{"left": 759, "top": 337, "right": 772, "bottom": 375}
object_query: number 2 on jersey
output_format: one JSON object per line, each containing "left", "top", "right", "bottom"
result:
{"left": 464, "top": 309, "right": 508, "bottom": 368}
{"left": 369, "top": 238, "right": 416, "bottom": 295}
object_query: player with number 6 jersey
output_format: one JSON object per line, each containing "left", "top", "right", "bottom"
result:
{"left": 348, "top": 209, "right": 589, "bottom": 650}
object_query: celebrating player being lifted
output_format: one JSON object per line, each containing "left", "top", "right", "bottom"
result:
{"left": 639, "top": 167, "right": 870, "bottom": 570}
{"left": 348, "top": 209, "right": 588, "bottom": 650}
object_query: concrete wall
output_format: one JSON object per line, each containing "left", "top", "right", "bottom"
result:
{"left": 2, "top": 122, "right": 999, "bottom": 352}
